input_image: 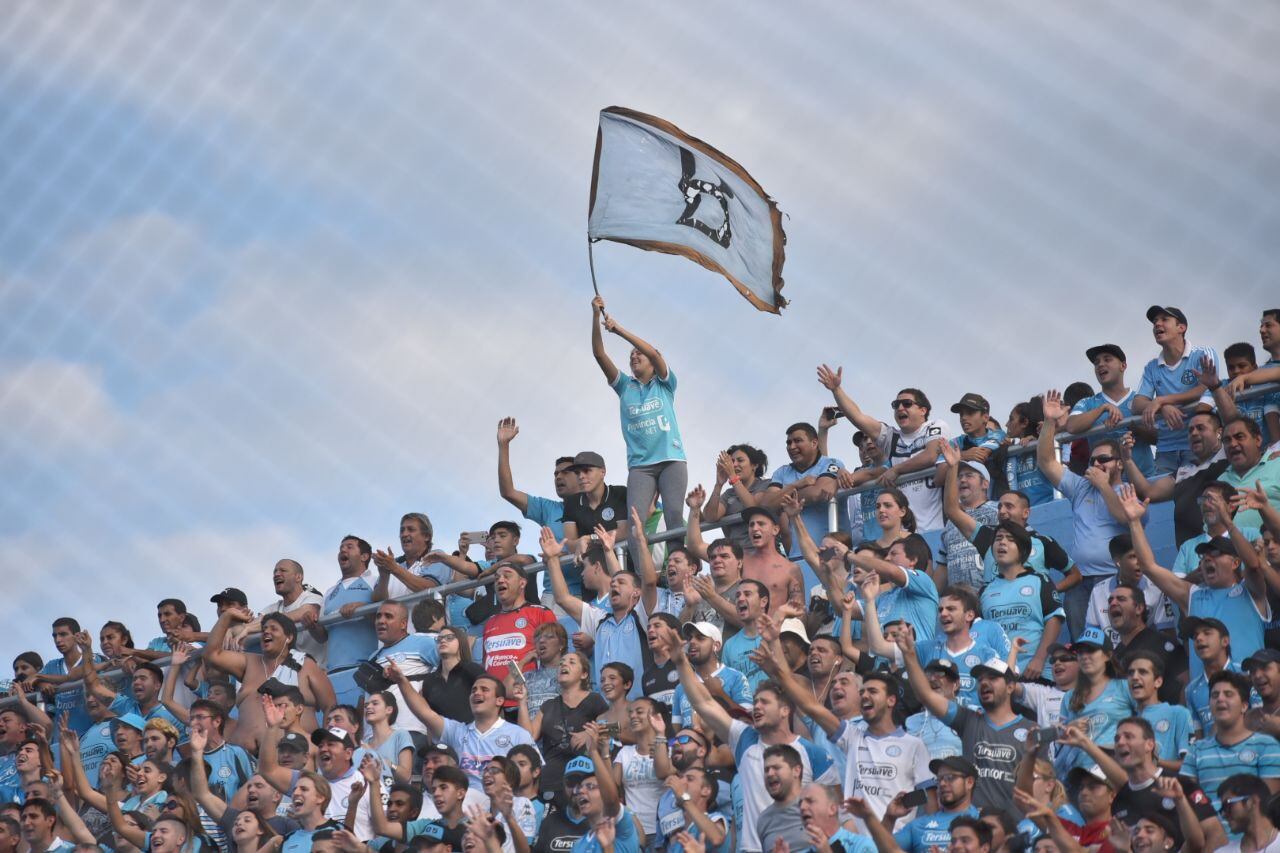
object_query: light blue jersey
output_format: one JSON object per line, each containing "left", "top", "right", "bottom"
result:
{"left": 1005, "top": 450, "right": 1055, "bottom": 507}
{"left": 904, "top": 711, "right": 963, "bottom": 760}
{"left": 1056, "top": 679, "right": 1135, "bottom": 770}
{"left": 78, "top": 719, "right": 116, "bottom": 788}
{"left": 1140, "top": 702, "right": 1194, "bottom": 764}
{"left": 918, "top": 637, "right": 1002, "bottom": 707}
{"left": 1136, "top": 345, "right": 1219, "bottom": 452}
{"left": 611, "top": 369, "right": 685, "bottom": 467}
{"left": 771, "top": 455, "right": 849, "bottom": 595}
{"left": 578, "top": 603, "right": 649, "bottom": 700}
{"left": 572, "top": 805, "right": 642, "bottom": 853}
{"left": 440, "top": 717, "right": 537, "bottom": 790}
{"left": 1186, "top": 661, "right": 1260, "bottom": 735}
{"left": 868, "top": 565, "right": 940, "bottom": 645}
{"left": 1173, "top": 527, "right": 1261, "bottom": 577}
{"left": 813, "top": 828, "right": 876, "bottom": 853}
{"left": 976, "top": 526, "right": 1070, "bottom": 589}
{"left": 893, "top": 805, "right": 981, "bottom": 853}
{"left": 203, "top": 741, "right": 255, "bottom": 803}
{"left": 1185, "top": 582, "right": 1270, "bottom": 682}
{"left": 722, "top": 631, "right": 766, "bottom": 691}
{"left": 969, "top": 619, "right": 1012, "bottom": 660}
{"left": 1071, "top": 390, "right": 1156, "bottom": 477}
{"left": 322, "top": 573, "right": 379, "bottom": 671}
{"left": 524, "top": 496, "right": 584, "bottom": 595}
{"left": 1181, "top": 731, "right": 1280, "bottom": 812}
{"left": 372, "top": 632, "right": 440, "bottom": 736}
{"left": 980, "top": 570, "right": 1064, "bottom": 678}
{"left": 41, "top": 654, "right": 106, "bottom": 734}
{"left": 1057, "top": 470, "right": 1133, "bottom": 578}
{"left": 109, "top": 695, "right": 188, "bottom": 743}
{"left": 671, "top": 665, "right": 751, "bottom": 727}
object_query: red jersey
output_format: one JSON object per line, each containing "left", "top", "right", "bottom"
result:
{"left": 481, "top": 604, "right": 556, "bottom": 680}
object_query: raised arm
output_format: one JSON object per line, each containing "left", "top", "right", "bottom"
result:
{"left": 1212, "top": 490, "right": 1278, "bottom": 606}
{"left": 510, "top": 680, "right": 542, "bottom": 740}
{"left": 187, "top": 725, "right": 228, "bottom": 821}
{"left": 630, "top": 507, "right": 661, "bottom": 615}
{"left": 660, "top": 624, "right": 732, "bottom": 743}
{"left": 103, "top": 777, "right": 147, "bottom": 850}
{"left": 371, "top": 547, "right": 439, "bottom": 602}
{"left": 161, "top": 644, "right": 194, "bottom": 724}
{"left": 494, "top": 417, "right": 532, "bottom": 514}
{"left": 204, "top": 608, "right": 252, "bottom": 681}
{"left": 1118, "top": 485, "right": 1191, "bottom": 611}
{"left": 817, "top": 365, "right": 883, "bottom": 438}
{"left": 75, "top": 632, "right": 116, "bottom": 705}
{"left": 1055, "top": 724, "right": 1127, "bottom": 788}
{"left": 48, "top": 770, "right": 97, "bottom": 845}
{"left": 606, "top": 313, "right": 668, "bottom": 381}
{"left": 1037, "top": 391, "right": 1067, "bottom": 487}
{"left": 539, "top": 526, "right": 585, "bottom": 623}
{"left": 684, "top": 489, "right": 710, "bottom": 562}
{"left": 386, "top": 660, "right": 446, "bottom": 739}
{"left": 60, "top": 724, "right": 107, "bottom": 815}
{"left": 836, "top": 595, "right": 864, "bottom": 666}
{"left": 362, "top": 756, "right": 402, "bottom": 840}
{"left": 687, "top": 575, "right": 742, "bottom": 629}
{"left": 1118, "top": 433, "right": 1174, "bottom": 503}
{"left": 752, "top": 619, "right": 842, "bottom": 738}
{"left": 256, "top": 697, "right": 299, "bottom": 795}
{"left": 859, "top": 576, "right": 900, "bottom": 661}
{"left": 896, "top": 633, "right": 949, "bottom": 719}
{"left": 590, "top": 297, "right": 621, "bottom": 384}
{"left": 584, "top": 722, "right": 623, "bottom": 818}
{"left": 939, "top": 441, "right": 979, "bottom": 540}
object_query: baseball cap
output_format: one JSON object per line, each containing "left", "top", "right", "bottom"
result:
{"left": 779, "top": 618, "right": 811, "bottom": 649}
{"left": 1179, "top": 615, "right": 1230, "bottom": 640}
{"left": 418, "top": 742, "right": 459, "bottom": 762}
{"left": 568, "top": 451, "right": 606, "bottom": 470}
{"left": 1069, "top": 626, "right": 1112, "bottom": 654}
{"left": 210, "top": 587, "right": 248, "bottom": 606}
{"left": 741, "top": 505, "right": 781, "bottom": 526}
{"left": 929, "top": 756, "right": 978, "bottom": 778}
{"left": 1243, "top": 649, "right": 1280, "bottom": 671}
{"left": 970, "top": 658, "right": 1015, "bottom": 681}
{"left": 110, "top": 713, "right": 147, "bottom": 734}
{"left": 256, "top": 677, "right": 303, "bottom": 701}
{"left": 1068, "top": 764, "right": 1113, "bottom": 788}
{"left": 564, "top": 756, "right": 595, "bottom": 782}
{"left": 493, "top": 561, "right": 528, "bottom": 581}
{"left": 310, "top": 727, "right": 356, "bottom": 749}
{"left": 680, "top": 622, "right": 723, "bottom": 645}
{"left": 925, "top": 658, "right": 961, "bottom": 680}
{"left": 413, "top": 823, "right": 447, "bottom": 845}
{"left": 950, "top": 393, "right": 990, "bottom": 414}
{"left": 960, "top": 460, "right": 991, "bottom": 482}
{"left": 1194, "top": 536, "right": 1238, "bottom": 558}
{"left": 1146, "top": 305, "right": 1188, "bottom": 326}
{"left": 1085, "top": 344, "right": 1127, "bottom": 364}
{"left": 277, "top": 732, "right": 310, "bottom": 753}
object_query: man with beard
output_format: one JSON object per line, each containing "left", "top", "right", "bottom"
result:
{"left": 1218, "top": 415, "right": 1280, "bottom": 528}
{"left": 1170, "top": 480, "right": 1262, "bottom": 580}
{"left": 532, "top": 756, "right": 594, "bottom": 853}
{"left": 1215, "top": 774, "right": 1280, "bottom": 853}
{"left": 755, "top": 745, "right": 809, "bottom": 853}
{"left": 903, "top": 661, "right": 963, "bottom": 760}
{"left": 1068, "top": 343, "right": 1158, "bottom": 477}
{"left": 897, "top": 632, "right": 1034, "bottom": 821}
{"left": 755, "top": 623, "right": 933, "bottom": 833}
{"left": 916, "top": 587, "right": 1003, "bottom": 710}
{"left": 668, "top": 623, "right": 751, "bottom": 728}
{"left": 885, "top": 757, "right": 980, "bottom": 853}
{"left": 1086, "top": 536, "right": 1176, "bottom": 641}
{"left": 1108, "top": 582, "right": 1186, "bottom": 705}
{"left": 1123, "top": 410, "right": 1229, "bottom": 547}
{"left": 250, "top": 559, "right": 327, "bottom": 668}
{"left": 653, "top": 727, "right": 731, "bottom": 852}
{"left": 721, "top": 581, "right": 770, "bottom": 691}
{"left": 83, "top": 656, "right": 185, "bottom": 744}
{"left": 761, "top": 422, "right": 845, "bottom": 588}
{"left": 1065, "top": 716, "right": 1223, "bottom": 851}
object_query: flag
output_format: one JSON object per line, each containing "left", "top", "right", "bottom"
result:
{"left": 588, "top": 106, "right": 787, "bottom": 313}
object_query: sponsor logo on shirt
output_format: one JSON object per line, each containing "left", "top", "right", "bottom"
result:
{"left": 974, "top": 742, "right": 1016, "bottom": 763}
{"left": 486, "top": 633, "right": 528, "bottom": 653}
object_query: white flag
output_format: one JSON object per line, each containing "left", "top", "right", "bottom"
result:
{"left": 588, "top": 106, "right": 787, "bottom": 313}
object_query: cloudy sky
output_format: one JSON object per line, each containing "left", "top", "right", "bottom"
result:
{"left": 2, "top": 2, "right": 1277, "bottom": 669}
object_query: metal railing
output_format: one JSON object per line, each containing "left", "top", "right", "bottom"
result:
{"left": 3, "top": 382, "right": 1273, "bottom": 711}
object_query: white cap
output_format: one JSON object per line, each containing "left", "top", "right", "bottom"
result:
{"left": 779, "top": 618, "right": 811, "bottom": 647}
{"left": 681, "top": 621, "right": 723, "bottom": 645}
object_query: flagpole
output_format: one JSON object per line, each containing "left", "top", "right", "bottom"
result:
{"left": 587, "top": 237, "right": 601, "bottom": 298}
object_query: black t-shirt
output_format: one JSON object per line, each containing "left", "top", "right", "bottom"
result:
{"left": 421, "top": 661, "right": 486, "bottom": 723}
{"left": 537, "top": 692, "right": 610, "bottom": 794}
{"left": 1114, "top": 627, "right": 1188, "bottom": 705}
{"left": 561, "top": 485, "right": 628, "bottom": 533}
{"left": 1112, "top": 773, "right": 1216, "bottom": 849}
{"left": 642, "top": 658, "right": 679, "bottom": 707}
{"left": 1172, "top": 458, "right": 1230, "bottom": 546}
{"left": 533, "top": 805, "right": 589, "bottom": 853}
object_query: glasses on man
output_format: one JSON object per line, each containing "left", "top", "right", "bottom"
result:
{"left": 890, "top": 399, "right": 917, "bottom": 410}
{"left": 1050, "top": 655, "right": 1077, "bottom": 665}
{"left": 1219, "top": 794, "right": 1250, "bottom": 814}
{"left": 1090, "top": 455, "right": 1116, "bottom": 466}
{"left": 935, "top": 774, "right": 966, "bottom": 784}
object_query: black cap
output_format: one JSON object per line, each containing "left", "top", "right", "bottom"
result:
{"left": 1085, "top": 344, "right": 1127, "bottom": 364}
{"left": 210, "top": 587, "right": 248, "bottom": 606}
{"left": 1146, "top": 305, "right": 1188, "bottom": 326}
{"left": 929, "top": 756, "right": 979, "bottom": 778}
{"left": 569, "top": 451, "right": 606, "bottom": 470}
{"left": 418, "top": 742, "right": 459, "bottom": 762}
{"left": 310, "top": 727, "right": 356, "bottom": 749}
{"left": 492, "top": 561, "right": 528, "bottom": 581}
{"left": 256, "top": 678, "right": 303, "bottom": 702}
{"left": 949, "top": 393, "right": 990, "bottom": 414}
{"left": 741, "top": 505, "right": 781, "bottom": 526}
{"left": 924, "top": 659, "right": 961, "bottom": 680}
{"left": 1194, "top": 536, "right": 1238, "bottom": 559}
{"left": 1243, "top": 649, "right": 1280, "bottom": 670}
{"left": 277, "top": 732, "right": 310, "bottom": 753}
{"left": 1179, "top": 616, "right": 1230, "bottom": 640}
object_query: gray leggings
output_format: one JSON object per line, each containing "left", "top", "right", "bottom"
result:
{"left": 626, "top": 460, "right": 688, "bottom": 562}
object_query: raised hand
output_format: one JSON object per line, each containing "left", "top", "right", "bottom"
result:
{"left": 816, "top": 364, "right": 843, "bottom": 392}
{"left": 188, "top": 726, "right": 208, "bottom": 754}
{"left": 1107, "top": 817, "right": 1133, "bottom": 853}
{"left": 1042, "top": 389, "right": 1067, "bottom": 422}
{"left": 538, "top": 526, "right": 564, "bottom": 561}
{"left": 939, "top": 439, "right": 961, "bottom": 468}
{"left": 170, "top": 643, "right": 193, "bottom": 667}
{"left": 628, "top": 506, "right": 648, "bottom": 545}
{"left": 359, "top": 754, "right": 381, "bottom": 785}
{"left": 1084, "top": 463, "right": 1110, "bottom": 490}
{"left": 373, "top": 546, "right": 399, "bottom": 574}
{"left": 843, "top": 796, "right": 873, "bottom": 821}
{"left": 715, "top": 451, "right": 734, "bottom": 483}
{"left": 1241, "top": 480, "right": 1271, "bottom": 512}
{"left": 1154, "top": 775, "right": 1185, "bottom": 802}
{"left": 686, "top": 485, "right": 706, "bottom": 511}
{"left": 595, "top": 523, "right": 618, "bottom": 551}
{"left": 1191, "top": 354, "right": 1222, "bottom": 390}
{"left": 74, "top": 631, "right": 94, "bottom": 654}
{"left": 859, "top": 571, "right": 882, "bottom": 601}
{"left": 261, "top": 695, "right": 286, "bottom": 729}
{"left": 595, "top": 817, "right": 617, "bottom": 849}
{"left": 497, "top": 417, "right": 520, "bottom": 446}
{"left": 780, "top": 490, "right": 804, "bottom": 518}
{"left": 383, "top": 660, "right": 406, "bottom": 685}
{"left": 348, "top": 778, "right": 366, "bottom": 806}
{"left": 894, "top": 629, "right": 916, "bottom": 658}
{"left": 675, "top": 831, "right": 705, "bottom": 853}
{"left": 591, "top": 295, "right": 606, "bottom": 316}
{"left": 1116, "top": 484, "right": 1148, "bottom": 523}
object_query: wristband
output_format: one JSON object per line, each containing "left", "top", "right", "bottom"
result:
{"left": 728, "top": 476, "right": 740, "bottom": 485}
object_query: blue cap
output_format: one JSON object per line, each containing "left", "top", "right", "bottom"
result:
{"left": 110, "top": 713, "right": 147, "bottom": 733}
{"left": 417, "top": 823, "right": 446, "bottom": 843}
{"left": 1070, "top": 626, "right": 1112, "bottom": 653}
{"left": 564, "top": 756, "right": 595, "bottom": 781}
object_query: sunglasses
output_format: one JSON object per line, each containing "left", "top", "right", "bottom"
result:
{"left": 1219, "top": 794, "right": 1249, "bottom": 813}
{"left": 890, "top": 400, "right": 917, "bottom": 410}
{"left": 1050, "top": 655, "right": 1077, "bottom": 664}
{"left": 669, "top": 735, "right": 704, "bottom": 748}
{"left": 1090, "top": 455, "right": 1116, "bottom": 466}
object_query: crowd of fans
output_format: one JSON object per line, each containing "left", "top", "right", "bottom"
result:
{"left": 3, "top": 302, "right": 1280, "bottom": 853}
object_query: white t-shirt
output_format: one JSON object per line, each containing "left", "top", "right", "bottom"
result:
{"left": 616, "top": 744, "right": 663, "bottom": 834}
{"left": 875, "top": 419, "right": 951, "bottom": 531}
{"left": 835, "top": 721, "right": 933, "bottom": 831}
{"left": 261, "top": 590, "right": 327, "bottom": 668}
{"left": 1018, "top": 682, "right": 1065, "bottom": 729}
{"left": 1084, "top": 577, "right": 1175, "bottom": 642}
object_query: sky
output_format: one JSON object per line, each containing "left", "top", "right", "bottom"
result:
{"left": 1, "top": 1, "right": 1278, "bottom": 669}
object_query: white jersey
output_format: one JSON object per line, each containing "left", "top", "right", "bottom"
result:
{"left": 616, "top": 744, "right": 663, "bottom": 834}
{"left": 728, "top": 721, "right": 838, "bottom": 853}
{"left": 419, "top": 786, "right": 489, "bottom": 819}
{"left": 320, "top": 765, "right": 383, "bottom": 841}
{"left": 1084, "top": 577, "right": 1175, "bottom": 641}
{"left": 875, "top": 419, "right": 950, "bottom": 531}
{"left": 1019, "top": 682, "right": 1065, "bottom": 728}
{"left": 835, "top": 721, "right": 934, "bottom": 831}
{"left": 261, "top": 590, "right": 328, "bottom": 668}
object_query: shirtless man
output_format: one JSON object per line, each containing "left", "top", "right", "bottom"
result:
{"left": 204, "top": 606, "right": 336, "bottom": 752}
{"left": 691, "top": 499, "right": 801, "bottom": 615}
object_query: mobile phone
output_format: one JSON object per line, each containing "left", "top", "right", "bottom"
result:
{"left": 822, "top": 406, "right": 845, "bottom": 422}
{"left": 604, "top": 722, "right": 621, "bottom": 739}
{"left": 899, "top": 789, "right": 928, "bottom": 809}
{"left": 1034, "top": 726, "right": 1060, "bottom": 747}
{"left": 506, "top": 662, "right": 526, "bottom": 685}
{"left": 463, "top": 531, "right": 490, "bottom": 545}
{"left": 818, "top": 546, "right": 838, "bottom": 562}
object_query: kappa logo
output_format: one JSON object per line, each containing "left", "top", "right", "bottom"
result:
{"left": 676, "top": 147, "right": 733, "bottom": 248}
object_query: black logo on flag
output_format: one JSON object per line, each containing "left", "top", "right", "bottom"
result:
{"left": 676, "top": 147, "right": 733, "bottom": 248}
